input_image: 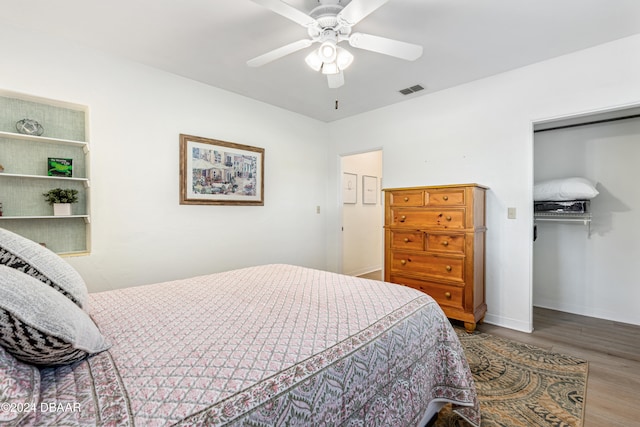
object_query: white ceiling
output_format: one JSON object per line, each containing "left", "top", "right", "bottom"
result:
{"left": 2, "top": 0, "right": 640, "bottom": 122}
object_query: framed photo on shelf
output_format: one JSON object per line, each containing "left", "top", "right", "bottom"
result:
{"left": 48, "top": 158, "right": 73, "bottom": 177}
{"left": 362, "top": 175, "right": 377, "bottom": 204}
{"left": 179, "top": 134, "right": 264, "bottom": 206}
{"left": 343, "top": 172, "right": 357, "bottom": 204}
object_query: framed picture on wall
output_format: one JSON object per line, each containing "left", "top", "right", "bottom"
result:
{"left": 363, "top": 175, "right": 377, "bottom": 204}
{"left": 179, "top": 134, "right": 264, "bottom": 205}
{"left": 343, "top": 172, "right": 357, "bottom": 204}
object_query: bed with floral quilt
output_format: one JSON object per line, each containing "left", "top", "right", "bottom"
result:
{"left": 0, "top": 228, "right": 479, "bottom": 426}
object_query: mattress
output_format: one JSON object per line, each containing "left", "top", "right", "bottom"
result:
{"left": 17, "top": 264, "right": 480, "bottom": 426}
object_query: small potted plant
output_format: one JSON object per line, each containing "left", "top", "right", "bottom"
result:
{"left": 43, "top": 188, "right": 79, "bottom": 216}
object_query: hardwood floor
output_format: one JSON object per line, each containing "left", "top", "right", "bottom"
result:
{"left": 357, "top": 271, "right": 640, "bottom": 426}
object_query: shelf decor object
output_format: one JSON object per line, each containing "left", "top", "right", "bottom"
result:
{"left": 43, "top": 188, "right": 79, "bottom": 217}
{"left": 53, "top": 203, "right": 72, "bottom": 216}
{"left": 48, "top": 157, "right": 73, "bottom": 177}
{"left": 0, "top": 90, "right": 90, "bottom": 255}
{"left": 15, "top": 118, "right": 44, "bottom": 136}
{"left": 179, "top": 134, "right": 264, "bottom": 206}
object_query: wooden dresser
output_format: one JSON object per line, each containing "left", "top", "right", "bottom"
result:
{"left": 383, "top": 184, "right": 487, "bottom": 332}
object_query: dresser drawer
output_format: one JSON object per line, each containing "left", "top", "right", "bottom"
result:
{"left": 425, "top": 233, "right": 465, "bottom": 254}
{"left": 391, "top": 275, "right": 464, "bottom": 310}
{"left": 388, "top": 190, "right": 424, "bottom": 206}
{"left": 425, "top": 188, "right": 465, "bottom": 206}
{"left": 390, "top": 231, "right": 424, "bottom": 250}
{"left": 390, "top": 208, "right": 465, "bottom": 229}
{"left": 390, "top": 252, "right": 464, "bottom": 282}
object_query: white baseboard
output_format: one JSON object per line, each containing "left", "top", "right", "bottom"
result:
{"left": 345, "top": 265, "right": 382, "bottom": 277}
{"left": 483, "top": 313, "right": 533, "bottom": 333}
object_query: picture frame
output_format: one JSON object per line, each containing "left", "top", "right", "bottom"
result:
{"left": 48, "top": 157, "right": 73, "bottom": 177}
{"left": 343, "top": 172, "right": 357, "bottom": 204}
{"left": 362, "top": 175, "right": 377, "bottom": 204}
{"left": 179, "top": 134, "right": 264, "bottom": 205}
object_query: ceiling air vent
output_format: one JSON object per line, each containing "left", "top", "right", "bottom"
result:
{"left": 399, "top": 84, "right": 425, "bottom": 95}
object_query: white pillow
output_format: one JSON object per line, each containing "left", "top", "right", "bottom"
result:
{"left": 533, "top": 177, "right": 599, "bottom": 201}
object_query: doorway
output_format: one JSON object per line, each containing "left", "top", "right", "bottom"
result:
{"left": 532, "top": 106, "right": 640, "bottom": 327}
{"left": 341, "top": 150, "right": 383, "bottom": 277}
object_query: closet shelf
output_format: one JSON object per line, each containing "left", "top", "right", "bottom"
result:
{"left": 534, "top": 212, "right": 592, "bottom": 237}
{"left": 534, "top": 212, "right": 591, "bottom": 223}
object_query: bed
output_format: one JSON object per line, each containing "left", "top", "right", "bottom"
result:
{"left": 0, "top": 228, "right": 480, "bottom": 426}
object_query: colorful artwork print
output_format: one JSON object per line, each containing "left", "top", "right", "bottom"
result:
{"left": 191, "top": 147, "right": 258, "bottom": 196}
{"left": 180, "top": 135, "right": 264, "bottom": 205}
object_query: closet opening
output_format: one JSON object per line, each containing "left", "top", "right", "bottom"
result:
{"left": 532, "top": 105, "right": 640, "bottom": 329}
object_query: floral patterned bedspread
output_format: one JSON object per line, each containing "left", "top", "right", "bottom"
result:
{"left": 23, "top": 264, "right": 479, "bottom": 426}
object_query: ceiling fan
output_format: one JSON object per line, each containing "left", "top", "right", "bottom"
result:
{"left": 247, "top": 0, "right": 423, "bottom": 88}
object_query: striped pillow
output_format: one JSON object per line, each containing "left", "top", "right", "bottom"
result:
{"left": 0, "top": 266, "right": 109, "bottom": 366}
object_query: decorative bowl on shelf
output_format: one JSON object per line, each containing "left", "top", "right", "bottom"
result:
{"left": 15, "top": 118, "right": 44, "bottom": 136}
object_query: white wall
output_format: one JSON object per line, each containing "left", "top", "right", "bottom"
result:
{"left": 341, "top": 151, "right": 383, "bottom": 276}
{"left": 0, "top": 24, "right": 330, "bottom": 292}
{"left": 326, "top": 34, "right": 640, "bottom": 332}
{"left": 533, "top": 118, "right": 640, "bottom": 325}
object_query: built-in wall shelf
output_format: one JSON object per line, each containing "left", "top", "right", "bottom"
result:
{"left": 0, "top": 90, "right": 91, "bottom": 254}
{"left": 0, "top": 130, "right": 88, "bottom": 150}
{"left": 0, "top": 172, "right": 90, "bottom": 185}
{"left": 0, "top": 215, "right": 90, "bottom": 222}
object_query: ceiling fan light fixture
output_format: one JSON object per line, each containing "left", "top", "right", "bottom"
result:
{"left": 318, "top": 41, "right": 337, "bottom": 63}
{"left": 335, "top": 47, "right": 354, "bottom": 70}
{"left": 321, "top": 61, "right": 339, "bottom": 75}
{"left": 305, "top": 50, "right": 323, "bottom": 71}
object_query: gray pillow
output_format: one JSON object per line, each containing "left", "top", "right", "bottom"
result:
{"left": 0, "top": 227, "right": 88, "bottom": 308}
{"left": 0, "top": 266, "right": 109, "bottom": 366}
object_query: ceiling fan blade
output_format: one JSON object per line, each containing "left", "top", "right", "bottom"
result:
{"left": 250, "top": 0, "right": 317, "bottom": 27}
{"left": 337, "top": 0, "right": 389, "bottom": 26}
{"left": 348, "top": 32, "right": 423, "bottom": 61}
{"left": 327, "top": 71, "right": 344, "bottom": 89}
{"left": 247, "top": 39, "right": 313, "bottom": 67}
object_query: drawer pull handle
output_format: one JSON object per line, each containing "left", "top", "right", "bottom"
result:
{"left": 400, "top": 259, "right": 407, "bottom": 265}
{"left": 403, "top": 238, "right": 409, "bottom": 243}
{"left": 445, "top": 292, "right": 451, "bottom": 299}
{"left": 399, "top": 215, "right": 406, "bottom": 222}
{"left": 403, "top": 197, "right": 409, "bottom": 202}
{"left": 446, "top": 216, "right": 452, "bottom": 221}
{"left": 443, "top": 196, "right": 449, "bottom": 201}
{"left": 445, "top": 265, "right": 452, "bottom": 272}
{"left": 442, "top": 240, "right": 449, "bottom": 246}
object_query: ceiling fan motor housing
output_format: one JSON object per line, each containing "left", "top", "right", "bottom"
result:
{"left": 308, "top": 3, "right": 351, "bottom": 36}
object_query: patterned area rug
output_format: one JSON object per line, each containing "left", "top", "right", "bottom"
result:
{"left": 435, "top": 328, "right": 588, "bottom": 427}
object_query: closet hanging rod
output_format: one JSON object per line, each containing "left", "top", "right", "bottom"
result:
{"left": 534, "top": 113, "right": 640, "bottom": 133}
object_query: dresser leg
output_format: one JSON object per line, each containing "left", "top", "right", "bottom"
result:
{"left": 464, "top": 322, "right": 476, "bottom": 333}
